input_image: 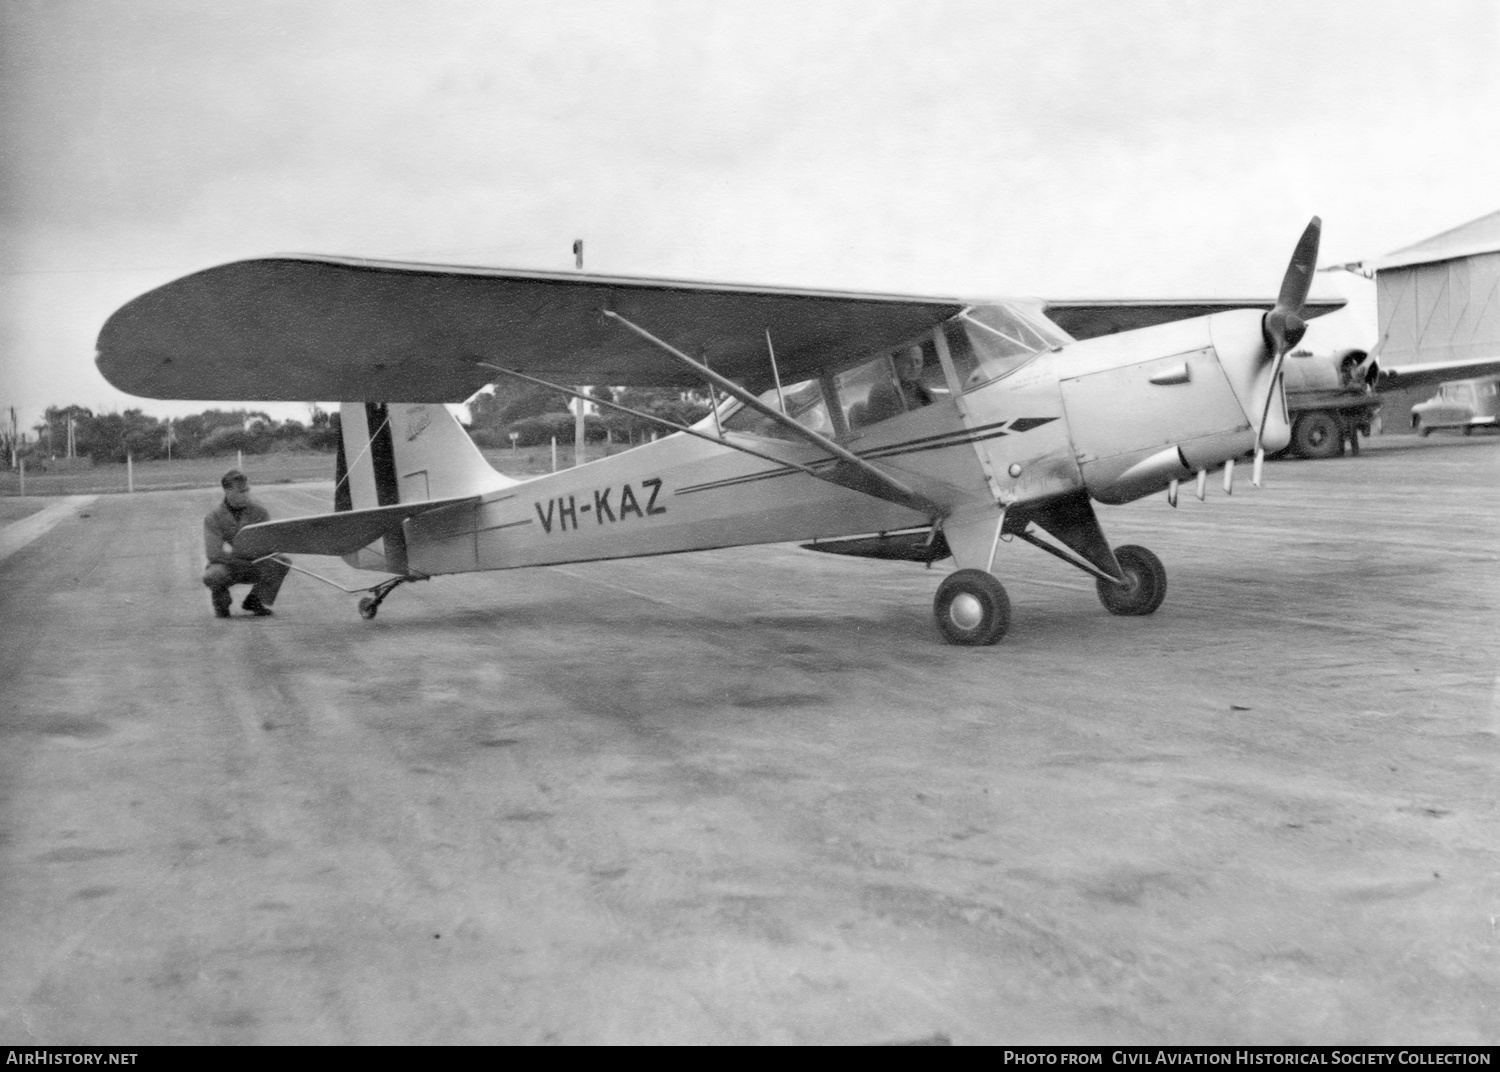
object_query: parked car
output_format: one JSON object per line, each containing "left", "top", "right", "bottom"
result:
{"left": 1410, "top": 377, "right": 1500, "bottom": 436}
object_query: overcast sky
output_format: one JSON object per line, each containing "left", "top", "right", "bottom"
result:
{"left": 2, "top": 0, "right": 1497, "bottom": 432}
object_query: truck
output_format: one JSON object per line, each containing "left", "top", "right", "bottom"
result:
{"left": 1281, "top": 346, "right": 1500, "bottom": 458}
{"left": 1280, "top": 347, "right": 1378, "bottom": 458}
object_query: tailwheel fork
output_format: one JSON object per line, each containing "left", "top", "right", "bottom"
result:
{"left": 357, "top": 574, "right": 423, "bottom": 620}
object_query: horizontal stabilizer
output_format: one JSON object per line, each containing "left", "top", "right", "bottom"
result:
{"left": 234, "top": 496, "right": 477, "bottom": 558}
{"left": 1377, "top": 357, "right": 1500, "bottom": 394}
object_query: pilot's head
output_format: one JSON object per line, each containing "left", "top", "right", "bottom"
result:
{"left": 895, "top": 346, "right": 924, "bottom": 382}
{"left": 221, "top": 469, "right": 251, "bottom": 508}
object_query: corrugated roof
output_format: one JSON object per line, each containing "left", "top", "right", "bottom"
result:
{"left": 1353, "top": 210, "right": 1500, "bottom": 271}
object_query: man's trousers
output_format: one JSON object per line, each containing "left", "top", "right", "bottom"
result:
{"left": 203, "top": 557, "right": 289, "bottom": 612}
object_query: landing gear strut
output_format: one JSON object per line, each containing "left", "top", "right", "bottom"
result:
{"left": 929, "top": 492, "right": 1171, "bottom": 645}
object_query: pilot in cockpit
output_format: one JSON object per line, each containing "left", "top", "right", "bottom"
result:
{"left": 862, "top": 345, "right": 935, "bottom": 424}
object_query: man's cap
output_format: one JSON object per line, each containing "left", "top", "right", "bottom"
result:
{"left": 220, "top": 469, "right": 249, "bottom": 489}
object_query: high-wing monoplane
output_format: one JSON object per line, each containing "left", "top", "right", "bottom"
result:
{"left": 98, "top": 219, "right": 1349, "bottom": 645}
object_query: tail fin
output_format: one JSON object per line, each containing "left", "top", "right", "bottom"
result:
{"left": 334, "top": 402, "right": 514, "bottom": 571}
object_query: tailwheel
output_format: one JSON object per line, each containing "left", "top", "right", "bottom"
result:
{"left": 934, "top": 569, "right": 1011, "bottom": 646}
{"left": 356, "top": 574, "right": 419, "bottom": 620}
{"left": 1096, "top": 545, "right": 1167, "bottom": 617}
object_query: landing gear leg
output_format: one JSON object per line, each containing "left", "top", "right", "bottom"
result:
{"left": 932, "top": 492, "right": 1171, "bottom": 644}
{"left": 1007, "top": 492, "right": 1168, "bottom": 619}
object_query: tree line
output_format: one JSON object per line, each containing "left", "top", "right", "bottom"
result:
{"left": 461, "top": 384, "right": 712, "bottom": 448}
{"left": 13, "top": 405, "right": 340, "bottom": 465}
{"left": 8, "top": 385, "right": 714, "bottom": 465}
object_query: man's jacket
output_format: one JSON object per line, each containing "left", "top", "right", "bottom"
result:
{"left": 203, "top": 499, "right": 272, "bottom": 566}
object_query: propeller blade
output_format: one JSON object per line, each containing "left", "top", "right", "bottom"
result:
{"left": 1276, "top": 216, "right": 1321, "bottom": 315}
{"left": 1256, "top": 217, "right": 1323, "bottom": 458}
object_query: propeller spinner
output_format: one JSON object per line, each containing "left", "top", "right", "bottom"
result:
{"left": 1253, "top": 216, "right": 1322, "bottom": 486}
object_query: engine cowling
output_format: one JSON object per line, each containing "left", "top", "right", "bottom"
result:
{"left": 1060, "top": 310, "right": 1286, "bottom": 505}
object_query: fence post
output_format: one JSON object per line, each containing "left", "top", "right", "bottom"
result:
{"left": 127, "top": 450, "right": 134, "bottom": 493}
{"left": 574, "top": 390, "right": 586, "bottom": 467}
{"left": 550, "top": 437, "right": 557, "bottom": 472}
{"left": 18, "top": 457, "right": 23, "bottom": 496}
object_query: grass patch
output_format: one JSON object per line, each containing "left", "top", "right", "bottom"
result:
{"left": 0, "top": 451, "right": 338, "bottom": 497}
{"left": 0, "top": 499, "right": 50, "bottom": 523}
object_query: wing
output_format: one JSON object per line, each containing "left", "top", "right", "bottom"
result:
{"left": 234, "top": 496, "right": 477, "bottom": 558}
{"left": 1375, "top": 357, "right": 1500, "bottom": 394}
{"left": 96, "top": 255, "right": 965, "bottom": 402}
{"left": 1043, "top": 298, "right": 1347, "bottom": 341}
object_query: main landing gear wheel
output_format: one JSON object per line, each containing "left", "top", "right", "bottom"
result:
{"left": 1096, "top": 545, "right": 1167, "bottom": 617}
{"left": 934, "top": 569, "right": 1011, "bottom": 646}
{"left": 358, "top": 596, "right": 379, "bottom": 620}
{"left": 1292, "top": 411, "right": 1343, "bottom": 459}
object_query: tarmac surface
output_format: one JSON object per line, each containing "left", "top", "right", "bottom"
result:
{"left": 1, "top": 435, "right": 1496, "bottom": 1045}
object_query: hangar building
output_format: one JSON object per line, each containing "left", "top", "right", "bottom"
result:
{"left": 1343, "top": 209, "right": 1500, "bottom": 423}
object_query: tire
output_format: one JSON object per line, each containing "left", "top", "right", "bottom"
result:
{"left": 1291, "top": 411, "right": 1343, "bottom": 459}
{"left": 1096, "top": 545, "right": 1167, "bottom": 617}
{"left": 933, "top": 569, "right": 1011, "bottom": 646}
{"left": 358, "top": 596, "right": 378, "bottom": 620}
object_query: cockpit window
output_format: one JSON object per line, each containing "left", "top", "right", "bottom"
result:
{"left": 836, "top": 340, "right": 946, "bottom": 430}
{"left": 719, "top": 377, "right": 832, "bottom": 440}
{"left": 956, "top": 303, "right": 1067, "bottom": 388}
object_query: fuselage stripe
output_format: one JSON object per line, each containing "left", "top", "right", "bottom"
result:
{"left": 474, "top": 517, "right": 534, "bottom": 535}
{"left": 673, "top": 423, "right": 1027, "bottom": 496}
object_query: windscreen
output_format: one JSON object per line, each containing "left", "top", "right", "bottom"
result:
{"left": 950, "top": 303, "right": 1068, "bottom": 388}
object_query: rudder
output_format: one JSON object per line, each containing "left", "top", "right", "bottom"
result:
{"left": 335, "top": 402, "right": 514, "bottom": 572}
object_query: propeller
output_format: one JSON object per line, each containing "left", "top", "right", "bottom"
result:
{"left": 1252, "top": 216, "right": 1321, "bottom": 487}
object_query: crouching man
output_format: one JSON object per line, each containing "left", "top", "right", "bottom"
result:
{"left": 203, "top": 469, "right": 289, "bottom": 618}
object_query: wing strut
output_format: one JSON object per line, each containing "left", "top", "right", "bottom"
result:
{"left": 474, "top": 361, "right": 834, "bottom": 482}
{"left": 601, "top": 309, "right": 947, "bottom": 518}
{"left": 765, "top": 329, "right": 786, "bottom": 414}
